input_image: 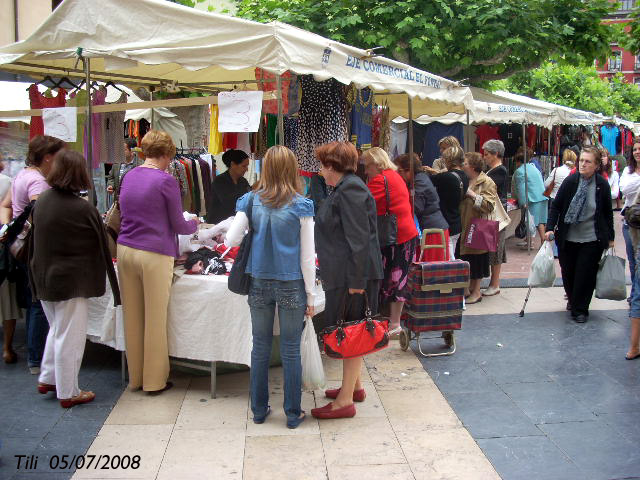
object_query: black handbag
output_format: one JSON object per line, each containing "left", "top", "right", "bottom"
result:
{"left": 1, "top": 200, "right": 35, "bottom": 264}
{"left": 515, "top": 207, "right": 527, "bottom": 239}
{"left": 228, "top": 193, "right": 254, "bottom": 295}
{"left": 376, "top": 174, "right": 397, "bottom": 247}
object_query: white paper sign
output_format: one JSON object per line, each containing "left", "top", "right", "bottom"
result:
{"left": 42, "top": 107, "right": 77, "bottom": 142}
{"left": 218, "top": 91, "right": 263, "bottom": 133}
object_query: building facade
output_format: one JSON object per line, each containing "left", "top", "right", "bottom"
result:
{"left": 596, "top": 0, "right": 639, "bottom": 85}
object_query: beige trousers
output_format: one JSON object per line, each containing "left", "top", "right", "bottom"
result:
{"left": 117, "top": 244, "right": 174, "bottom": 391}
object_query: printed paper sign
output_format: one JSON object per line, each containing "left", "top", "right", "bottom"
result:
{"left": 218, "top": 91, "right": 263, "bottom": 133}
{"left": 42, "top": 107, "right": 77, "bottom": 142}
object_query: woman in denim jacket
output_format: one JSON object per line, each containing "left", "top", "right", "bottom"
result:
{"left": 226, "top": 146, "right": 315, "bottom": 429}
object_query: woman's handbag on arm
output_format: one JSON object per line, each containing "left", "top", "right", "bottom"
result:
{"left": 321, "top": 291, "right": 389, "bottom": 359}
{"left": 543, "top": 169, "right": 556, "bottom": 198}
{"left": 228, "top": 193, "right": 254, "bottom": 295}
{"left": 376, "top": 174, "right": 397, "bottom": 247}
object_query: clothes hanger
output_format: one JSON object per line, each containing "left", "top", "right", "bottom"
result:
{"left": 55, "top": 76, "right": 80, "bottom": 90}
{"left": 104, "top": 81, "right": 129, "bottom": 96}
{"left": 26, "top": 75, "right": 57, "bottom": 90}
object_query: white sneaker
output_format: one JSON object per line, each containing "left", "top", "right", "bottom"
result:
{"left": 482, "top": 286, "right": 501, "bottom": 296}
{"left": 29, "top": 366, "right": 40, "bottom": 375}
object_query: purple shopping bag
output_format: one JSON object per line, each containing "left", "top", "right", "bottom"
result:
{"left": 464, "top": 218, "right": 499, "bottom": 252}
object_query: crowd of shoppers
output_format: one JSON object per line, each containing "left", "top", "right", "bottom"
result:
{"left": 2, "top": 127, "right": 640, "bottom": 424}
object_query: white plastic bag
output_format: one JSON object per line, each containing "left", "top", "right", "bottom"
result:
{"left": 527, "top": 210, "right": 537, "bottom": 238}
{"left": 527, "top": 241, "right": 556, "bottom": 287}
{"left": 595, "top": 249, "right": 627, "bottom": 300}
{"left": 301, "top": 316, "right": 325, "bottom": 391}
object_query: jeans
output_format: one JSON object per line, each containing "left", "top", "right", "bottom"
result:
{"left": 248, "top": 277, "right": 306, "bottom": 422}
{"left": 623, "top": 222, "right": 636, "bottom": 299}
{"left": 630, "top": 260, "right": 640, "bottom": 318}
{"left": 18, "top": 262, "right": 49, "bottom": 367}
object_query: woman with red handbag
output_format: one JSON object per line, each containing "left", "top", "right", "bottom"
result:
{"left": 459, "top": 152, "right": 498, "bottom": 304}
{"left": 312, "top": 142, "right": 384, "bottom": 420}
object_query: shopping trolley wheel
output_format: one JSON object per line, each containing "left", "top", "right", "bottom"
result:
{"left": 399, "top": 328, "right": 409, "bottom": 351}
{"left": 443, "top": 331, "right": 454, "bottom": 347}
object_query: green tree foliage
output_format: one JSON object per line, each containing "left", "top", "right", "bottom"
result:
{"left": 230, "top": 0, "right": 615, "bottom": 84}
{"left": 492, "top": 62, "right": 640, "bottom": 121}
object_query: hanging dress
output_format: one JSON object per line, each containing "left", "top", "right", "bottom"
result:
{"left": 29, "top": 85, "right": 67, "bottom": 139}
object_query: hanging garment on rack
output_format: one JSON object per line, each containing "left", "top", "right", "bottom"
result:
{"left": 255, "top": 68, "right": 291, "bottom": 115}
{"left": 601, "top": 124, "right": 619, "bottom": 156}
{"left": 237, "top": 133, "right": 251, "bottom": 156}
{"left": 193, "top": 159, "right": 206, "bottom": 217}
{"left": 208, "top": 105, "right": 224, "bottom": 155}
{"left": 379, "top": 105, "right": 391, "bottom": 154}
{"left": 266, "top": 114, "right": 279, "bottom": 147}
{"left": 223, "top": 132, "right": 238, "bottom": 150}
{"left": 475, "top": 124, "right": 501, "bottom": 154}
{"left": 169, "top": 105, "right": 209, "bottom": 150}
{"left": 284, "top": 116, "right": 299, "bottom": 154}
{"left": 498, "top": 124, "right": 523, "bottom": 158}
{"left": 350, "top": 88, "right": 373, "bottom": 149}
{"left": 198, "top": 159, "right": 213, "bottom": 215}
{"left": 66, "top": 89, "right": 87, "bottom": 153}
{"left": 104, "top": 91, "right": 127, "bottom": 164}
{"left": 29, "top": 85, "right": 67, "bottom": 139}
{"left": 178, "top": 157, "right": 194, "bottom": 212}
{"left": 390, "top": 122, "right": 408, "bottom": 159}
{"left": 169, "top": 159, "right": 189, "bottom": 196}
{"left": 256, "top": 116, "right": 268, "bottom": 159}
{"left": 422, "top": 122, "right": 464, "bottom": 167}
{"left": 406, "top": 121, "right": 428, "bottom": 160}
{"left": 287, "top": 74, "right": 300, "bottom": 115}
{"left": 86, "top": 87, "right": 107, "bottom": 169}
{"left": 526, "top": 124, "right": 537, "bottom": 150}
{"left": 297, "top": 76, "right": 348, "bottom": 175}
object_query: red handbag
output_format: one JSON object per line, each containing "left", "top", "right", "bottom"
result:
{"left": 321, "top": 292, "right": 390, "bottom": 359}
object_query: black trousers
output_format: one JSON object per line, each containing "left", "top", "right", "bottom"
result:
{"left": 558, "top": 240, "right": 604, "bottom": 316}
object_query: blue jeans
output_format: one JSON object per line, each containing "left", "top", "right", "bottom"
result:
{"left": 248, "top": 277, "right": 306, "bottom": 422}
{"left": 630, "top": 261, "right": 640, "bottom": 318}
{"left": 623, "top": 222, "right": 636, "bottom": 299}
{"left": 18, "top": 262, "right": 49, "bottom": 367}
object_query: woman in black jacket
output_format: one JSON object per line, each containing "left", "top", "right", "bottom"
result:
{"left": 394, "top": 152, "right": 449, "bottom": 261}
{"left": 312, "top": 141, "right": 383, "bottom": 420}
{"left": 545, "top": 147, "right": 614, "bottom": 323}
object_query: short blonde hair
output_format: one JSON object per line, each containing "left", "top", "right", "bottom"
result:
{"left": 438, "top": 136, "right": 462, "bottom": 151}
{"left": 562, "top": 148, "right": 577, "bottom": 167}
{"left": 361, "top": 147, "right": 397, "bottom": 172}
{"left": 255, "top": 145, "right": 301, "bottom": 209}
{"left": 141, "top": 130, "right": 176, "bottom": 159}
{"left": 442, "top": 146, "right": 465, "bottom": 170}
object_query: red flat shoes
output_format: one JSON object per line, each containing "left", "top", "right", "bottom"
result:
{"left": 60, "top": 390, "right": 95, "bottom": 408}
{"left": 311, "top": 402, "right": 356, "bottom": 419}
{"left": 324, "top": 387, "right": 366, "bottom": 402}
{"left": 37, "top": 383, "right": 56, "bottom": 394}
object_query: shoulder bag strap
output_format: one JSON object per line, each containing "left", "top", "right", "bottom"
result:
{"left": 450, "top": 171, "right": 464, "bottom": 201}
{"left": 246, "top": 192, "right": 254, "bottom": 232}
{"left": 382, "top": 173, "right": 391, "bottom": 215}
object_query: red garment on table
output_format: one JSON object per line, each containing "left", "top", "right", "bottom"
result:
{"left": 215, "top": 244, "right": 239, "bottom": 259}
{"left": 418, "top": 229, "right": 451, "bottom": 262}
{"left": 367, "top": 169, "right": 418, "bottom": 245}
{"left": 29, "top": 85, "right": 67, "bottom": 139}
{"left": 475, "top": 124, "right": 501, "bottom": 153}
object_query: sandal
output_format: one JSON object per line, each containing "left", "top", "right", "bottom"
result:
{"left": 60, "top": 390, "right": 95, "bottom": 408}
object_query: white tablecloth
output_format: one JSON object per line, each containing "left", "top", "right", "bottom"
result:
{"left": 86, "top": 273, "right": 325, "bottom": 366}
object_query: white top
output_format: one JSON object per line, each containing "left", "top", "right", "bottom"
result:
{"left": 544, "top": 164, "right": 571, "bottom": 199}
{"left": 226, "top": 213, "right": 316, "bottom": 305}
{"left": 619, "top": 168, "right": 640, "bottom": 209}
{"left": 608, "top": 170, "right": 620, "bottom": 200}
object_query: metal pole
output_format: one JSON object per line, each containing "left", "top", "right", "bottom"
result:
{"left": 408, "top": 97, "right": 415, "bottom": 218}
{"left": 276, "top": 74, "right": 284, "bottom": 145}
{"left": 523, "top": 123, "right": 530, "bottom": 254}
{"left": 84, "top": 57, "right": 96, "bottom": 205}
{"left": 150, "top": 86, "right": 155, "bottom": 130}
{"left": 466, "top": 110, "right": 471, "bottom": 151}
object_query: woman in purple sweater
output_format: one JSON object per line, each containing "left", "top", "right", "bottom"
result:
{"left": 117, "top": 130, "right": 197, "bottom": 394}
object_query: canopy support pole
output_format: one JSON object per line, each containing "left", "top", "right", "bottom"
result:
{"left": 523, "top": 123, "right": 530, "bottom": 254}
{"left": 276, "top": 74, "right": 284, "bottom": 145}
{"left": 465, "top": 110, "right": 471, "bottom": 150}
{"left": 408, "top": 97, "right": 415, "bottom": 218}
{"left": 84, "top": 57, "right": 96, "bottom": 206}
{"left": 150, "top": 86, "right": 155, "bottom": 130}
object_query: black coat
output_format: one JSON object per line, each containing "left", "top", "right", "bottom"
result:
{"left": 414, "top": 172, "right": 448, "bottom": 231}
{"left": 315, "top": 173, "right": 383, "bottom": 290}
{"left": 546, "top": 172, "right": 614, "bottom": 250}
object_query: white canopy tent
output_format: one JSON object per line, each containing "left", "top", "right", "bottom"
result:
{"left": 0, "top": 0, "right": 472, "bottom": 118}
